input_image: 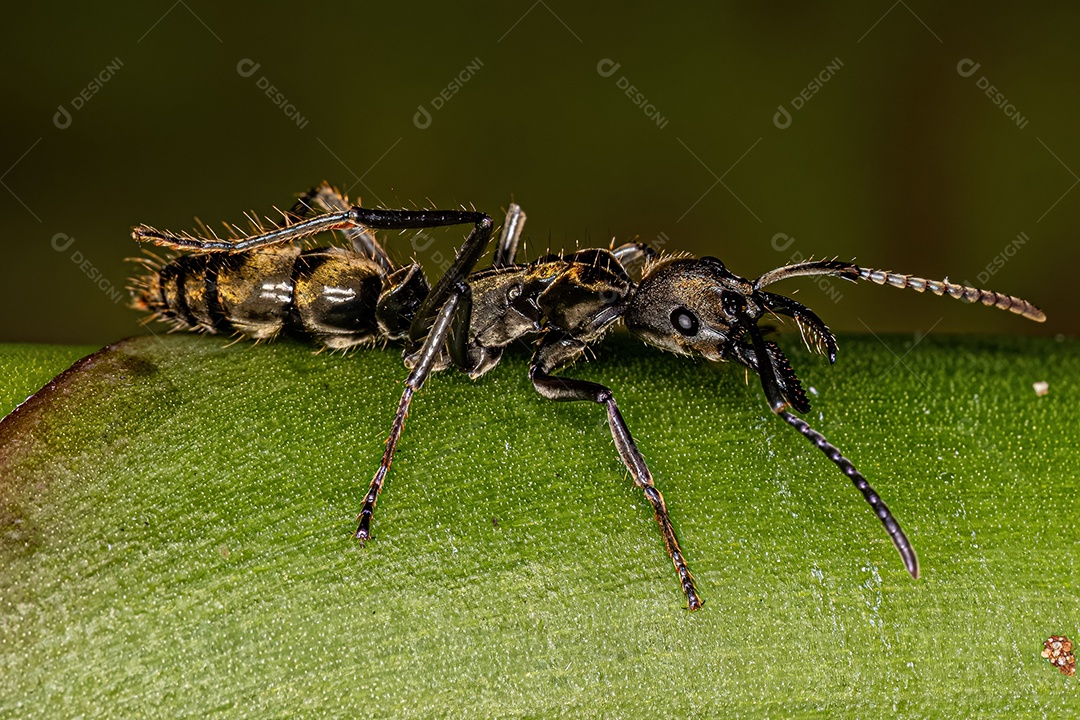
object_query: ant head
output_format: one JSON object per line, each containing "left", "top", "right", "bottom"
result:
{"left": 625, "top": 256, "right": 761, "bottom": 362}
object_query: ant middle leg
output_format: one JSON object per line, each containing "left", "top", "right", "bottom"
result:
{"left": 611, "top": 242, "right": 655, "bottom": 279}
{"left": 492, "top": 203, "right": 527, "bottom": 268}
{"left": 406, "top": 211, "right": 493, "bottom": 349}
{"left": 528, "top": 331, "right": 703, "bottom": 611}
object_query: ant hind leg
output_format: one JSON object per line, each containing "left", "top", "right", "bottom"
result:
{"left": 286, "top": 183, "right": 393, "bottom": 272}
{"left": 356, "top": 285, "right": 466, "bottom": 543}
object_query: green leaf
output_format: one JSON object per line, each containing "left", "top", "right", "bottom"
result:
{"left": 1, "top": 333, "right": 1077, "bottom": 717}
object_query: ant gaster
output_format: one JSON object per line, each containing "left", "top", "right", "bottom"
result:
{"left": 132, "top": 184, "right": 1045, "bottom": 611}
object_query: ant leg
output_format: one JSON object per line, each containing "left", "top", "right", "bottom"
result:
{"left": 753, "top": 260, "right": 1045, "bottom": 322}
{"left": 448, "top": 283, "right": 474, "bottom": 370}
{"left": 444, "top": 284, "right": 503, "bottom": 379}
{"left": 355, "top": 285, "right": 465, "bottom": 543}
{"left": 286, "top": 183, "right": 393, "bottom": 272}
{"left": 346, "top": 208, "right": 490, "bottom": 536}
{"left": 134, "top": 210, "right": 360, "bottom": 252}
{"left": 730, "top": 338, "right": 810, "bottom": 413}
{"left": 611, "top": 242, "right": 654, "bottom": 265}
{"left": 492, "top": 203, "right": 526, "bottom": 268}
{"left": 406, "top": 212, "right": 493, "bottom": 348}
{"left": 757, "top": 291, "right": 838, "bottom": 363}
{"left": 611, "top": 242, "right": 654, "bottom": 279}
{"left": 135, "top": 205, "right": 492, "bottom": 272}
{"left": 529, "top": 332, "right": 703, "bottom": 611}
{"left": 744, "top": 324, "right": 919, "bottom": 579}
{"left": 779, "top": 411, "right": 920, "bottom": 579}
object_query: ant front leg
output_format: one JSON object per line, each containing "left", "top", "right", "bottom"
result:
{"left": 528, "top": 331, "right": 703, "bottom": 611}
{"left": 744, "top": 323, "right": 920, "bottom": 579}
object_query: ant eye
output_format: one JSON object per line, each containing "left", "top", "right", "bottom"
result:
{"left": 670, "top": 307, "right": 699, "bottom": 336}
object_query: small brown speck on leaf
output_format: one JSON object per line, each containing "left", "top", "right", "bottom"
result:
{"left": 1042, "top": 636, "right": 1076, "bottom": 676}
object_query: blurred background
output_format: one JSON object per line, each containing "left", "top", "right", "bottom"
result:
{"left": 1, "top": 2, "right": 1075, "bottom": 344}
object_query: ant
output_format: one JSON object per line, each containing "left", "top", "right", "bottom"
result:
{"left": 132, "top": 184, "right": 1045, "bottom": 611}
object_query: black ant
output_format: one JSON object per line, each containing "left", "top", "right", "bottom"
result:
{"left": 131, "top": 184, "right": 1045, "bottom": 611}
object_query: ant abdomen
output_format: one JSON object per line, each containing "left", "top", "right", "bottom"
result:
{"left": 132, "top": 246, "right": 430, "bottom": 350}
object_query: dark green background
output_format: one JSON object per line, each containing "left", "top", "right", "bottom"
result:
{"left": 2, "top": 3, "right": 1075, "bottom": 344}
